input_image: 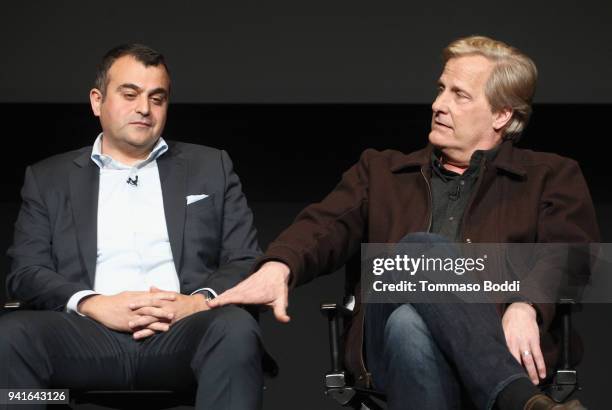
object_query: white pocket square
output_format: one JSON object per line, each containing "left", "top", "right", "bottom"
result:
{"left": 186, "top": 194, "right": 209, "bottom": 205}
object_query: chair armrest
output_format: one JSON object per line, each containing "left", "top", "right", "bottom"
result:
{"left": 2, "top": 301, "right": 21, "bottom": 310}
{"left": 321, "top": 303, "right": 353, "bottom": 317}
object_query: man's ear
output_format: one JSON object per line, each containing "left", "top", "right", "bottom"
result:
{"left": 89, "top": 88, "right": 103, "bottom": 117}
{"left": 493, "top": 107, "right": 513, "bottom": 132}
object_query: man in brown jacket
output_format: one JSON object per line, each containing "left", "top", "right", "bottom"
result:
{"left": 209, "top": 36, "right": 599, "bottom": 410}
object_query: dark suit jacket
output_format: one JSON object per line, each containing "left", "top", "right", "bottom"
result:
{"left": 6, "top": 141, "right": 261, "bottom": 311}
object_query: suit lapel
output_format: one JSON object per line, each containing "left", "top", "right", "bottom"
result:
{"left": 157, "top": 145, "right": 187, "bottom": 275}
{"left": 70, "top": 151, "right": 99, "bottom": 287}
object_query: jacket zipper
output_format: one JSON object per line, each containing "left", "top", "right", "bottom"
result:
{"left": 459, "top": 162, "right": 487, "bottom": 242}
{"left": 421, "top": 166, "right": 433, "bottom": 232}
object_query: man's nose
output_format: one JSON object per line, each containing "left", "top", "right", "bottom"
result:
{"left": 432, "top": 91, "right": 448, "bottom": 114}
{"left": 135, "top": 95, "right": 150, "bottom": 116}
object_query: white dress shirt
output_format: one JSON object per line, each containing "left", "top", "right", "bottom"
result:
{"left": 66, "top": 134, "right": 215, "bottom": 314}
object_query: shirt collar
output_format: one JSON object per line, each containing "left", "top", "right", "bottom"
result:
{"left": 431, "top": 145, "right": 500, "bottom": 181}
{"left": 90, "top": 133, "right": 168, "bottom": 170}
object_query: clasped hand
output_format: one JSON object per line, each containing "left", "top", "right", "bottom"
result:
{"left": 78, "top": 286, "right": 209, "bottom": 340}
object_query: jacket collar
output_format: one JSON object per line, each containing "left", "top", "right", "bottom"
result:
{"left": 73, "top": 147, "right": 93, "bottom": 168}
{"left": 390, "top": 140, "right": 527, "bottom": 178}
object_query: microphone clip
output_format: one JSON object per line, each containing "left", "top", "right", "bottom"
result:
{"left": 127, "top": 175, "right": 139, "bottom": 187}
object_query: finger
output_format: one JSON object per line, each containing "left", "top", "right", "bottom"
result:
{"left": 530, "top": 341, "right": 547, "bottom": 380}
{"left": 149, "top": 286, "right": 171, "bottom": 294}
{"left": 151, "top": 292, "right": 178, "bottom": 301}
{"left": 129, "top": 294, "right": 177, "bottom": 309}
{"left": 132, "top": 306, "right": 174, "bottom": 320}
{"left": 272, "top": 301, "right": 291, "bottom": 323}
{"left": 145, "top": 322, "right": 170, "bottom": 332}
{"left": 129, "top": 300, "right": 164, "bottom": 310}
{"left": 207, "top": 289, "right": 248, "bottom": 308}
{"left": 129, "top": 315, "right": 158, "bottom": 329}
{"left": 272, "top": 289, "right": 291, "bottom": 323}
{"left": 133, "top": 328, "right": 155, "bottom": 340}
{"left": 129, "top": 314, "right": 172, "bottom": 329}
{"left": 506, "top": 339, "right": 521, "bottom": 364}
{"left": 520, "top": 346, "right": 539, "bottom": 385}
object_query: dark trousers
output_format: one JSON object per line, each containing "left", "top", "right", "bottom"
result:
{"left": 365, "top": 302, "right": 529, "bottom": 410}
{"left": 0, "top": 306, "right": 263, "bottom": 410}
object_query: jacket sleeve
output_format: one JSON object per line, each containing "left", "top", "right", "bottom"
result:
{"left": 198, "top": 150, "right": 262, "bottom": 294}
{"left": 523, "top": 159, "right": 600, "bottom": 331}
{"left": 6, "top": 166, "right": 89, "bottom": 310}
{"left": 257, "top": 149, "right": 374, "bottom": 288}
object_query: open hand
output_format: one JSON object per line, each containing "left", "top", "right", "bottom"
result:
{"left": 207, "top": 261, "right": 291, "bottom": 323}
{"left": 502, "top": 302, "right": 546, "bottom": 385}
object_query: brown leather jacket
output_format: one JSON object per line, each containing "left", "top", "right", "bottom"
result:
{"left": 260, "top": 141, "right": 600, "bottom": 386}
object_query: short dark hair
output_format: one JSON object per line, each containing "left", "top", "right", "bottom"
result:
{"left": 93, "top": 43, "right": 169, "bottom": 94}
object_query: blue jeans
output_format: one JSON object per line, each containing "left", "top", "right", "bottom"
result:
{"left": 365, "top": 302, "right": 529, "bottom": 410}
{"left": 364, "top": 232, "right": 532, "bottom": 409}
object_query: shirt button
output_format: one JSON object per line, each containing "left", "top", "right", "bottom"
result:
{"left": 449, "top": 216, "right": 454, "bottom": 221}
{"left": 460, "top": 180, "right": 465, "bottom": 186}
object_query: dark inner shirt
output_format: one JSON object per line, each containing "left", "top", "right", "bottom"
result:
{"left": 429, "top": 147, "right": 499, "bottom": 241}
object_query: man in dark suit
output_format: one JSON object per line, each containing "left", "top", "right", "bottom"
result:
{"left": 0, "top": 44, "right": 263, "bottom": 409}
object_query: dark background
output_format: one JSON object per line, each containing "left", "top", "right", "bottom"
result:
{"left": 1, "top": 1, "right": 611, "bottom": 409}
{"left": 1, "top": 1, "right": 611, "bottom": 104}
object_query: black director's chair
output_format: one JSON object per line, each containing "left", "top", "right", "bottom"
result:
{"left": 320, "top": 297, "right": 580, "bottom": 410}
